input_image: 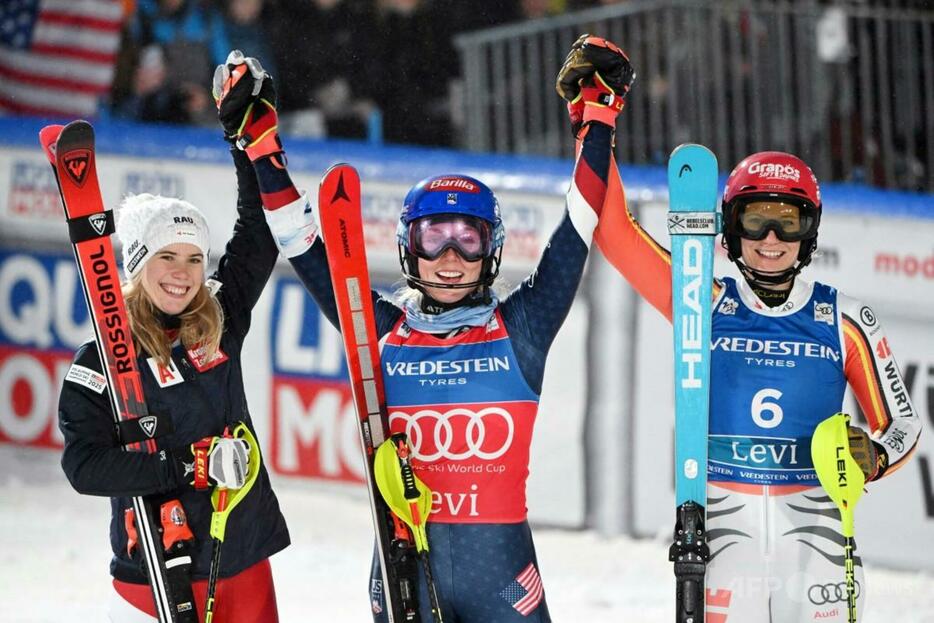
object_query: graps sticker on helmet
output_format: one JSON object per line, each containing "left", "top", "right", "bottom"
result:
{"left": 747, "top": 161, "right": 801, "bottom": 183}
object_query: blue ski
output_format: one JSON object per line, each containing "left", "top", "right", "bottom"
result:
{"left": 666, "top": 143, "right": 719, "bottom": 623}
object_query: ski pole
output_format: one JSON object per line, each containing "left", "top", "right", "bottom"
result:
{"left": 204, "top": 423, "right": 261, "bottom": 623}
{"left": 812, "top": 413, "right": 865, "bottom": 623}
{"left": 375, "top": 433, "right": 444, "bottom": 623}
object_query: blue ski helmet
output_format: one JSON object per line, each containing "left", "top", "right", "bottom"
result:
{"left": 396, "top": 174, "right": 506, "bottom": 292}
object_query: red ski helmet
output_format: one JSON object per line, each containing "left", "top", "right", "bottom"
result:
{"left": 721, "top": 151, "right": 822, "bottom": 270}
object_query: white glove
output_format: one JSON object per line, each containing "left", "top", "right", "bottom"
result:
{"left": 207, "top": 437, "right": 251, "bottom": 489}
{"left": 199, "top": 437, "right": 250, "bottom": 489}
{"left": 264, "top": 191, "right": 319, "bottom": 258}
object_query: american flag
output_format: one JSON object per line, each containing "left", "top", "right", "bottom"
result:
{"left": 0, "top": 0, "right": 123, "bottom": 117}
{"left": 499, "top": 562, "right": 544, "bottom": 616}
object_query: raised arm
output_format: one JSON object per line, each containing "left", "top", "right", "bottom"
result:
{"left": 593, "top": 158, "right": 678, "bottom": 321}
{"left": 286, "top": 238, "right": 402, "bottom": 337}
{"left": 209, "top": 51, "right": 289, "bottom": 340}
{"left": 502, "top": 121, "right": 612, "bottom": 356}
{"left": 209, "top": 149, "right": 280, "bottom": 340}
{"left": 501, "top": 36, "right": 633, "bottom": 393}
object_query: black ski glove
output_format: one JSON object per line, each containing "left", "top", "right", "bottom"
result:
{"left": 212, "top": 50, "right": 280, "bottom": 161}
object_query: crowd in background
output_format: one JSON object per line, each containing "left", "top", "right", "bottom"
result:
{"left": 1, "top": 0, "right": 931, "bottom": 190}
{"left": 107, "top": 0, "right": 613, "bottom": 146}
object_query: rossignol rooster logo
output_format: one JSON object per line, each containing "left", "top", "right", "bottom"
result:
{"left": 138, "top": 415, "right": 157, "bottom": 438}
{"left": 88, "top": 213, "right": 108, "bottom": 235}
{"left": 62, "top": 149, "right": 91, "bottom": 187}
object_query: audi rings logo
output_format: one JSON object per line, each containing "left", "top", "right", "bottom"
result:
{"left": 807, "top": 581, "right": 861, "bottom": 605}
{"left": 389, "top": 407, "right": 514, "bottom": 461}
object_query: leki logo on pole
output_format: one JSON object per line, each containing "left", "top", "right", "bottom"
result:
{"left": 63, "top": 149, "right": 91, "bottom": 187}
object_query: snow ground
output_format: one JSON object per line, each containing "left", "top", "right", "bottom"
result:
{"left": 2, "top": 445, "right": 933, "bottom": 622}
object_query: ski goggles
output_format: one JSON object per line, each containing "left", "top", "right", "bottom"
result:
{"left": 407, "top": 215, "right": 493, "bottom": 262}
{"left": 732, "top": 200, "right": 819, "bottom": 242}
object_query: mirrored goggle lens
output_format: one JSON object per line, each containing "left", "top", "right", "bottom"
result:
{"left": 737, "top": 201, "right": 816, "bottom": 241}
{"left": 410, "top": 216, "right": 492, "bottom": 261}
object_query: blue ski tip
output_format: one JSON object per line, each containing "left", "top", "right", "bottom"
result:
{"left": 667, "top": 144, "right": 719, "bottom": 213}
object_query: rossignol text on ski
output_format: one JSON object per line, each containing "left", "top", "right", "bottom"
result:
{"left": 39, "top": 120, "right": 197, "bottom": 623}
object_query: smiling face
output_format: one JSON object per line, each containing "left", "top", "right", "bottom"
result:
{"left": 140, "top": 243, "right": 205, "bottom": 315}
{"left": 416, "top": 248, "right": 483, "bottom": 304}
{"left": 739, "top": 230, "right": 800, "bottom": 289}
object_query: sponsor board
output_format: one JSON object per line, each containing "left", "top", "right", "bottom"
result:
{"left": 1, "top": 149, "right": 563, "bottom": 279}
{"left": 122, "top": 170, "right": 184, "bottom": 199}
{"left": 874, "top": 250, "right": 934, "bottom": 280}
{"left": 0, "top": 250, "right": 91, "bottom": 447}
{"left": 6, "top": 160, "right": 62, "bottom": 221}
{"left": 0, "top": 346, "right": 69, "bottom": 447}
{"left": 267, "top": 276, "right": 364, "bottom": 482}
{"left": 1, "top": 148, "right": 243, "bottom": 251}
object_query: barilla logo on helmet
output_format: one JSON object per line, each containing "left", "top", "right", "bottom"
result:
{"left": 747, "top": 161, "right": 801, "bottom": 183}
{"left": 427, "top": 177, "right": 480, "bottom": 193}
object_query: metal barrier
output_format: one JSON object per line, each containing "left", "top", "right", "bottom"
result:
{"left": 455, "top": 0, "right": 934, "bottom": 193}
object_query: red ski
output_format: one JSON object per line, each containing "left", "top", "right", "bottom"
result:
{"left": 39, "top": 121, "right": 195, "bottom": 623}
{"left": 318, "top": 164, "right": 442, "bottom": 622}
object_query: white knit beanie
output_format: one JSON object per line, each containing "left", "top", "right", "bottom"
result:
{"left": 116, "top": 194, "right": 210, "bottom": 279}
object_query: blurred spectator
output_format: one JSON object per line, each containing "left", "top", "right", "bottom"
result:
{"left": 370, "top": 0, "right": 458, "bottom": 145}
{"left": 133, "top": 0, "right": 231, "bottom": 76}
{"left": 113, "top": 43, "right": 213, "bottom": 123}
{"left": 267, "top": 0, "right": 380, "bottom": 139}
{"left": 224, "top": 0, "right": 278, "bottom": 80}
{"left": 520, "top": 0, "right": 565, "bottom": 19}
{"left": 121, "top": 0, "right": 231, "bottom": 125}
{"left": 433, "top": 0, "right": 521, "bottom": 30}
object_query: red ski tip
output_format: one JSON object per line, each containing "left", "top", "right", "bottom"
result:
{"left": 38, "top": 125, "right": 65, "bottom": 164}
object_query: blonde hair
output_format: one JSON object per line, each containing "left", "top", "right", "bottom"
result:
{"left": 123, "top": 275, "right": 224, "bottom": 366}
